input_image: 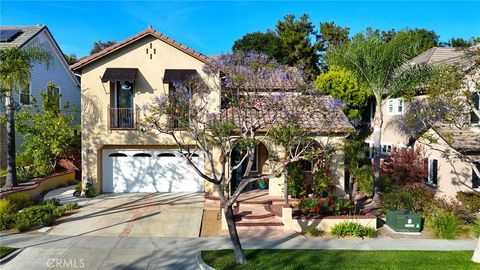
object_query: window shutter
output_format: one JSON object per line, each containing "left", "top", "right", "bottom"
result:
{"left": 432, "top": 159, "right": 438, "bottom": 185}
{"left": 471, "top": 93, "right": 479, "bottom": 124}
{"left": 473, "top": 163, "right": 480, "bottom": 189}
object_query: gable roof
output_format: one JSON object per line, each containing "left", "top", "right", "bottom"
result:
{"left": 0, "top": 25, "right": 45, "bottom": 49}
{"left": 409, "top": 46, "right": 476, "bottom": 71}
{"left": 70, "top": 27, "right": 210, "bottom": 71}
{"left": 0, "top": 25, "right": 79, "bottom": 86}
{"left": 434, "top": 125, "right": 480, "bottom": 153}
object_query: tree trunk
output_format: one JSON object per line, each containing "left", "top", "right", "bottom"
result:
{"left": 4, "top": 90, "right": 17, "bottom": 189}
{"left": 372, "top": 100, "right": 383, "bottom": 204}
{"left": 224, "top": 203, "right": 246, "bottom": 264}
{"left": 283, "top": 168, "right": 288, "bottom": 205}
{"left": 350, "top": 180, "right": 358, "bottom": 202}
{"left": 473, "top": 237, "right": 480, "bottom": 263}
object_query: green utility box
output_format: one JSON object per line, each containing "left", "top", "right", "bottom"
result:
{"left": 386, "top": 210, "right": 422, "bottom": 233}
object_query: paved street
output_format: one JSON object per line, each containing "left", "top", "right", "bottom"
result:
{"left": 0, "top": 233, "right": 476, "bottom": 270}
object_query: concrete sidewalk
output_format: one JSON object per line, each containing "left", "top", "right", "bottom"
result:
{"left": 0, "top": 233, "right": 477, "bottom": 270}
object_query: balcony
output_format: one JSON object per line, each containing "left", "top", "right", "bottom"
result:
{"left": 109, "top": 107, "right": 138, "bottom": 129}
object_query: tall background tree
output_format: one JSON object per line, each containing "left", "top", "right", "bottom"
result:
{"left": 327, "top": 32, "right": 432, "bottom": 203}
{"left": 63, "top": 53, "right": 77, "bottom": 65}
{"left": 276, "top": 14, "right": 320, "bottom": 78}
{"left": 0, "top": 44, "right": 51, "bottom": 189}
{"left": 232, "top": 30, "right": 284, "bottom": 62}
{"left": 317, "top": 22, "right": 350, "bottom": 70}
{"left": 90, "top": 40, "right": 116, "bottom": 54}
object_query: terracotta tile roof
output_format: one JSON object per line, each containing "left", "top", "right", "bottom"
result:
{"left": 0, "top": 25, "right": 45, "bottom": 49}
{"left": 218, "top": 95, "right": 353, "bottom": 134}
{"left": 435, "top": 125, "right": 480, "bottom": 153}
{"left": 70, "top": 27, "right": 210, "bottom": 70}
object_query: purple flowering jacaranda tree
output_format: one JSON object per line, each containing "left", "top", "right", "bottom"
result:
{"left": 141, "top": 52, "right": 350, "bottom": 264}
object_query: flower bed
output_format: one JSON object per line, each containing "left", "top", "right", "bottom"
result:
{"left": 282, "top": 206, "right": 377, "bottom": 233}
{"left": 295, "top": 195, "right": 355, "bottom": 218}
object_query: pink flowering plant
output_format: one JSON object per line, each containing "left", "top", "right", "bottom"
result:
{"left": 296, "top": 195, "right": 354, "bottom": 218}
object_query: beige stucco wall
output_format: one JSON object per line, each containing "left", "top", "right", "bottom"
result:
{"left": 79, "top": 34, "right": 220, "bottom": 192}
{"left": 417, "top": 130, "right": 476, "bottom": 199}
{"left": 281, "top": 207, "right": 377, "bottom": 233}
{"left": 366, "top": 98, "right": 413, "bottom": 148}
{"left": 268, "top": 135, "right": 347, "bottom": 197}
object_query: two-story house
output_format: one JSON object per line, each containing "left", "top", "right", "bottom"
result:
{"left": 70, "top": 27, "right": 353, "bottom": 196}
{"left": 0, "top": 25, "right": 81, "bottom": 168}
{"left": 366, "top": 47, "right": 480, "bottom": 199}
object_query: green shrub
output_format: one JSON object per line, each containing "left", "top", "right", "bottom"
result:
{"left": 472, "top": 219, "right": 480, "bottom": 237}
{"left": 84, "top": 183, "right": 97, "bottom": 197}
{"left": 0, "top": 168, "right": 6, "bottom": 176}
{"left": 0, "top": 212, "right": 14, "bottom": 231}
{"left": 6, "top": 192, "right": 31, "bottom": 210}
{"left": 0, "top": 199, "right": 14, "bottom": 214}
{"left": 74, "top": 182, "right": 97, "bottom": 198}
{"left": 381, "top": 185, "right": 435, "bottom": 213}
{"left": 429, "top": 210, "right": 459, "bottom": 239}
{"left": 43, "top": 198, "right": 60, "bottom": 207}
{"left": 307, "top": 226, "right": 324, "bottom": 237}
{"left": 456, "top": 192, "right": 480, "bottom": 213}
{"left": 287, "top": 163, "right": 306, "bottom": 198}
{"left": 331, "top": 222, "right": 376, "bottom": 238}
{"left": 62, "top": 202, "right": 78, "bottom": 211}
{"left": 0, "top": 200, "right": 15, "bottom": 230}
{"left": 14, "top": 204, "right": 65, "bottom": 229}
{"left": 14, "top": 215, "right": 31, "bottom": 232}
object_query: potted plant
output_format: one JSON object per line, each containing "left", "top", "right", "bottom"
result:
{"left": 258, "top": 179, "right": 267, "bottom": 190}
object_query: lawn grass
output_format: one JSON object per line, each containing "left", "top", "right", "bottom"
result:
{"left": 202, "top": 249, "right": 477, "bottom": 270}
{"left": 0, "top": 247, "right": 17, "bottom": 259}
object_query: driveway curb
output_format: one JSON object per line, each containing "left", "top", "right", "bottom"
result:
{"left": 0, "top": 248, "right": 23, "bottom": 266}
{"left": 195, "top": 250, "right": 216, "bottom": 270}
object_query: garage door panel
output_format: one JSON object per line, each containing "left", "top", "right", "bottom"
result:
{"left": 103, "top": 150, "right": 204, "bottom": 193}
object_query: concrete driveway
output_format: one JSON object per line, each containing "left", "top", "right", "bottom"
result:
{"left": 48, "top": 192, "right": 204, "bottom": 237}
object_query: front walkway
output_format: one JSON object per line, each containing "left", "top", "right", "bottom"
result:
{"left": 0, "top": 233, "right": 476, "bottom": 270}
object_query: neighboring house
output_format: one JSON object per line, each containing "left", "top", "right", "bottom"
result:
{"left": 0, "top": 25, "right": 81, "bottom": 168}
{"left": 365, "top": 47, "right": 480, "bottom": 199}
{"left": 70, "top": 27, "right": 352, "bottom": 196}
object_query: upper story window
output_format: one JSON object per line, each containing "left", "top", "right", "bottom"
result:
{"left": 427, "top": 156, "right": 438, "bottom": 186}
{"left": 381, "top": 144, "right": 392, "bottom": 155}
{"left": 387, "top": 98, "right": 404, "bottom": 115}
{"left": 471, "top": 92, "right": 479, "bottom": 125}
{"left": 110, "top": 81, "right": 136, "bottom": 129}
{"left": 19, "top": 83, "right": 30, "bottom": 105}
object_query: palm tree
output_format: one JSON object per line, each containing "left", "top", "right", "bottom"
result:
{"left": 327, "top": 33, "right": 430, "bottom": 203}
{"left": 0, "top": 44, "right": 51, "bottom": 189}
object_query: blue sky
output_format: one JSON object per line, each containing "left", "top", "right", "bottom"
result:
{"left": 1, "top": 1, "right": 479, "bottom": 57}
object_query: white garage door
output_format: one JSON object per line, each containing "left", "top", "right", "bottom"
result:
{"left": 102, "top": 149, "right": 205, "bottom": 193}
